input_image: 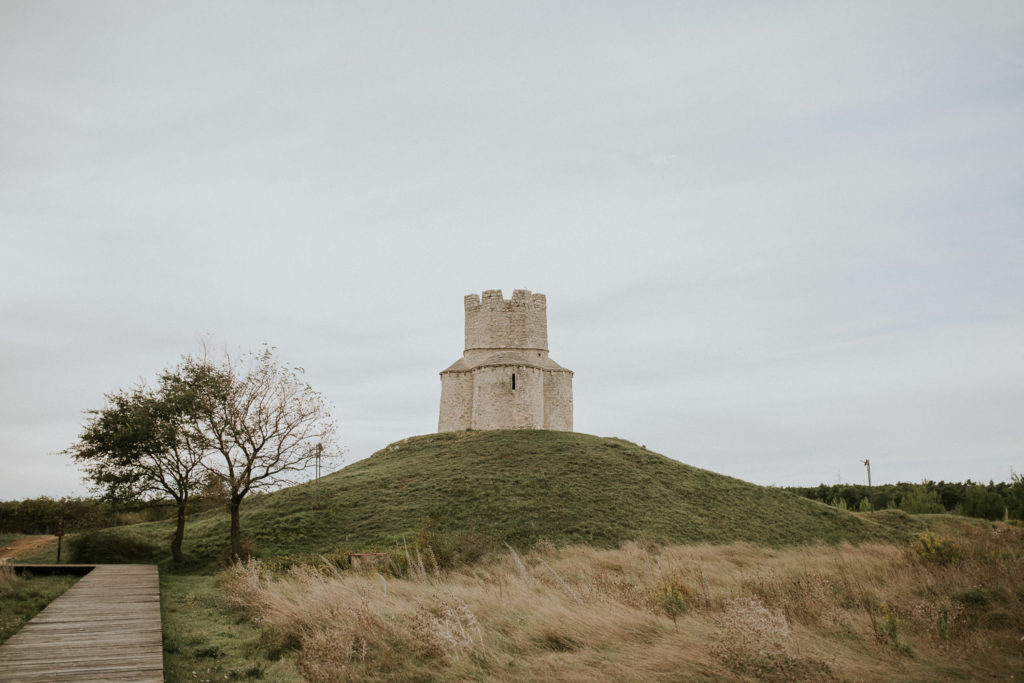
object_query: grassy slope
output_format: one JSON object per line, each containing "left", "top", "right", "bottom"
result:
{"left": 121, "top": 430, "right": 899, "bottom": 569}
{"left": 161, "top": 574, "right": 300, "bottom": 681}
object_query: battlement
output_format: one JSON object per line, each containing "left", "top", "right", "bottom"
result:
{"left": 464, "top": 289, "right": 547, "bottom": 312}
{"left": 464, "top": 289, "right": 548, "bottom": 351}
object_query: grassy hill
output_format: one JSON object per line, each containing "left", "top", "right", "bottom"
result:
{"left": 57, "top": 431, "right": 904, "bottom": 569}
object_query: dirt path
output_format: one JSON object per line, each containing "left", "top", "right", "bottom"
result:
{"left": 0, "top": 535, "right": 55, "bottom": 561}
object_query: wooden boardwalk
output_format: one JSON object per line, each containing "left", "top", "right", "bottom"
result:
{"left": 0, "top": 565, "right": 163, "bottom": 682}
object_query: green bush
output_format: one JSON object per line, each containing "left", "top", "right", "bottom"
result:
{"left": 65, "top": 529, "right": 161, "bottom": 563}
{"left": 415, "top": 515, "right": 496, "bottom": 569}
{"left": 259, "top": 551, "right": 350, "bottom": 576}
{"left": 648, "top": 572, "right": 692, "bottom": 624}
{"left": 953, "top": 587, "right": 991, "bottom": 607}
{"left": 875, "top": 601, "right": 910, "bottom": 653}
{"left": 911, "top": 531, "right": 962, "bottom": 564}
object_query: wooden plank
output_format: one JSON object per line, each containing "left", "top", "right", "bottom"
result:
{"left": 0, "top": 565, "right": 163, "bottom": 682}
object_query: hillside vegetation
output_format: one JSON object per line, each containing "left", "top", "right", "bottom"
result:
{"left": 221, "top": 522, "right": 1024, "bottom": 681}
{"left": 57, "top": 430, "right": 908, "bottom": 570}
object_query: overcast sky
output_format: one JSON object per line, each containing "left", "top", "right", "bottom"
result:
{"left": 1, "top": 1, "right": 1022, "bottom": 500}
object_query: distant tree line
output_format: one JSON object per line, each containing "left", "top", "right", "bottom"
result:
{"left": 0, "top": 477, "right": 230, "bottom": 535}
{"left": 785, "top": 476, "right": 1024, "bottom": 521}
{"left": 0, "top": 497, "right": 130, "bottom": 535}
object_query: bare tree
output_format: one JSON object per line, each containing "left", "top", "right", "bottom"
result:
{"left": 176, "top": 346, "right": 339, "bottom": 559}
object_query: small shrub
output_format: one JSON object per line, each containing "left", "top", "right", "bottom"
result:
{"left": 260, "top": 552, "right": 349, "bottom": 576}
{"left": 952, "top": 586, "right": 991, "bottom": 607}
{"left": 979, "top": 608, "right": 1014, "bottom": 630}
{"left": 228, "top": 664, "right": 265, "bottom": 680}
{"left": 65, "top": 529, "right": 160, "bottom": 564}
{"left": 657, "top": 589, "right": 688, "bottom": 624}
{"left": 414, "top": 516, "right": 496, "bottom": 569}
{"left": 647, "top": 572, "right": 693, "bottom": 624}
{"left": 912, "top": 531, "right": 962, "bottom": 564}
{"left": 873, "top": 602, "right": 911, "bottom": 654}
{"left": 193, "top": 644, "right": 223, "bottom": 659}
{"left": 879, "top": 602, "right": 898, "bottom": 644}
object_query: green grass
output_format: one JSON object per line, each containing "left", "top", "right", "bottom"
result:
{"left": 6, "top": 538, "right": 62, "bottom": 564}
{"left": 105, "top": 431, "right": 903, "bottom": 571}
{"left": 0, "top": 533, "right": 25, "bottom": 547}
{"left": 0, "top": 572, "right": 79, "bottom": 644}
{"left": 160, "top": 573, "right": 300, "bottom": 681}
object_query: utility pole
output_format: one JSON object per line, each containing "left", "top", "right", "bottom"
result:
{"left": 861, "top": 459, "right": 873, "bottom": 511}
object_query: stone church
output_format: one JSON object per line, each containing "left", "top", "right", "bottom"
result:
{"left": 439, "top": 289, "right": 573, "bottom": 431}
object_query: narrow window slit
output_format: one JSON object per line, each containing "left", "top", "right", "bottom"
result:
{"left": 512, "top": 373, "right": 516, "bottom": 390}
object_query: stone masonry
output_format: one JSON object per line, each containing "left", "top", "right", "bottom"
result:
{"left": 439, "top": 289, "right": 573, "bottom": 431}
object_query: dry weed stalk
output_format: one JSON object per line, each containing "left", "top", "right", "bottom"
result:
{"left": 537, "top": 557, "right": 581, "bottom": 604}
{"left": 504, "top": 543, "right": 532, "bottom": 585}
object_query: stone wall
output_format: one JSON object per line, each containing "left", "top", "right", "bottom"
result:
{"left": 470, "top": 365, "right": 544, "bottom": 429}
{"left": 542, "top": 370, "right": 573, "bottom": 431}
{"left": 438, "top": 372, "right": 473, "bottom": 431}
{"left": 465, "top": 289, "right": 548, "bottom": 351}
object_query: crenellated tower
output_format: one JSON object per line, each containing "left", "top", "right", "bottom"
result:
{"left": 464, "top": 289, "right": 548, "bottom": 352}
{"left": 439, "top": 289, "right": 573, "bottom": 432}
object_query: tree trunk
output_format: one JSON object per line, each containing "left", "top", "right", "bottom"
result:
{"left": 171, "top": 502, "right": 187, "bottom": 563}
{"left": 229, "top": 497, "right": 244, "bottom": 560}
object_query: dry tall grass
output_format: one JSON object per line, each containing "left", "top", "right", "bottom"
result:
{"left": 0, "top": 560, "right": 16, "bottom": 592}
{"left": 219, "top": 521, "right": 1024, "bottom": 681}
